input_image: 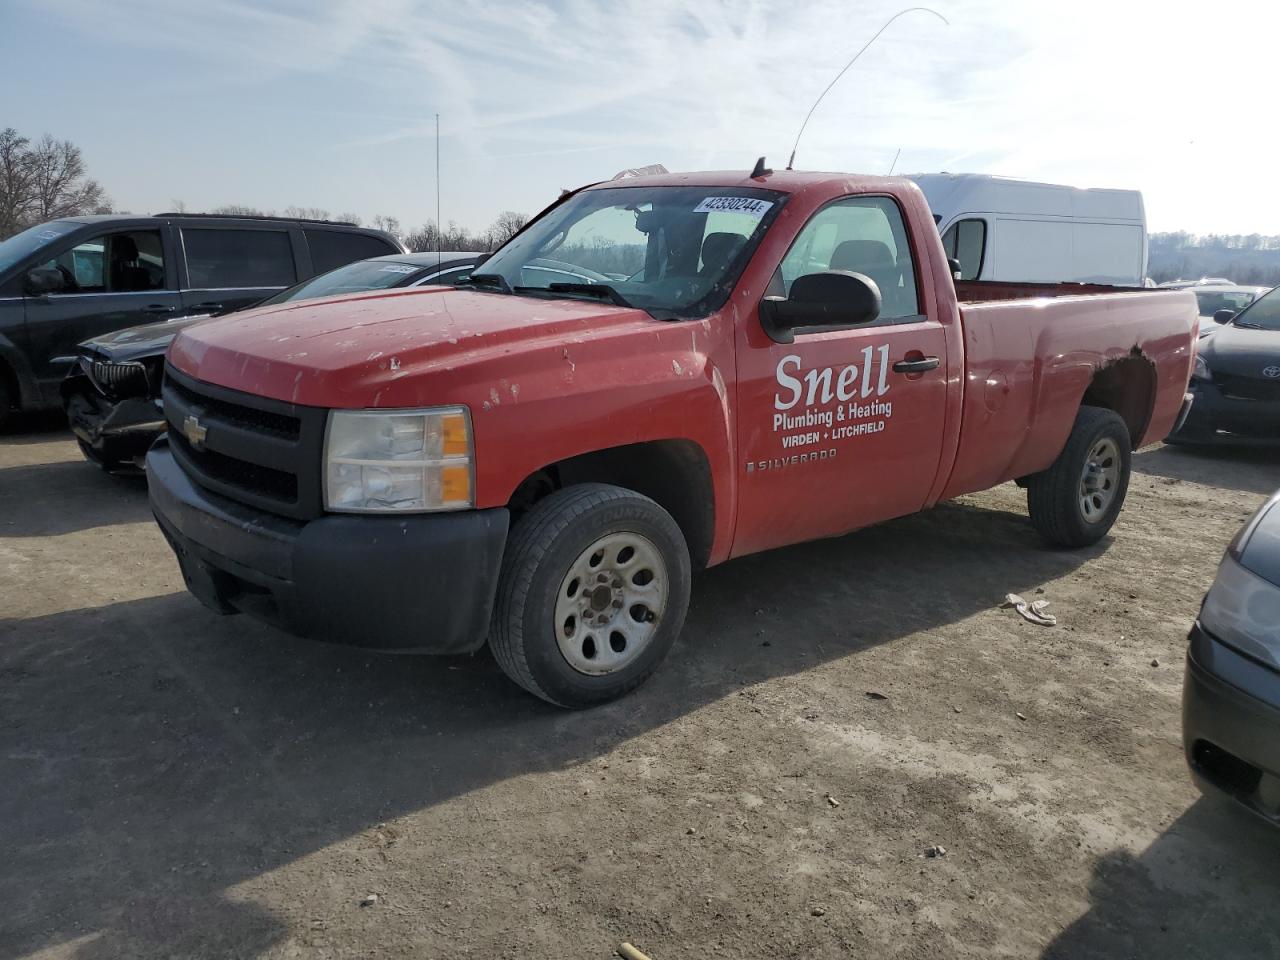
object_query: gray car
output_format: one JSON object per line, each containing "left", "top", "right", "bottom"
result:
{"left": 1184, "top": 489, "right": 1280, "bottom": 826}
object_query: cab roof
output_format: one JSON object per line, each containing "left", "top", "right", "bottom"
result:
{"left": 586, "top": 168, "right": 914, "bottom": 199}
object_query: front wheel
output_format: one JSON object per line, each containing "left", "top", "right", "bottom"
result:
{"left": 490, "top": 483, "right": 691, "bottom": 708}
{"left": 1026, "top": 406, "right": 1132, "bottom": 548}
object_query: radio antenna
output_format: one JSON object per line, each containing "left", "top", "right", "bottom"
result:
{"left": 786, "top": 6, "right": 949, "bottom": 171}
{"left": 435, "top": 113, "right": 442, "bottom": 269}
{"left": 888, "top": 147, "right": 902, "bottom": 175}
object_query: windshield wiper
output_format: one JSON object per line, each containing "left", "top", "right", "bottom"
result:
{"left": 513, "top": 282, "right": 633, "bottom": 308}
{"left": 1232, "top": 320, "right": 1263, "bottom": 328}
{"left": 456, "top": 272, "right": 511, "bottom": 294}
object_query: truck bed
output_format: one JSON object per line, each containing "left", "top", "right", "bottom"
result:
{"left": 940, "top": 286, "right": 1197, "bottom": 502}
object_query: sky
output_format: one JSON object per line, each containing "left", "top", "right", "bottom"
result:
{"left": 1, "top": 0, "right": 1275, "bottom": 236}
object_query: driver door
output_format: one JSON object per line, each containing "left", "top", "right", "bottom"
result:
{"left": 22, "top": 227, "right": 181, "bottom": 398}
{"left": 732, "top": 195, "right": 950, "bottom": 556}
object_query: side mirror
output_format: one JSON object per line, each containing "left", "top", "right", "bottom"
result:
{"left": 23, "top": 266, "right": 66, "bottom": 296}
{"left": 1213, "top": 308, "right": 1235, "bottom": 325}
{"left": 947, "top": 257, "right": 963, "bottom": 280}
{"left": 759, "top": 271, "right": 881, "bottom": 344}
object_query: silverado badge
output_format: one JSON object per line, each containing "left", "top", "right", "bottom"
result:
{"left": 183, "top": 414, "right": 208, "bottom": 449}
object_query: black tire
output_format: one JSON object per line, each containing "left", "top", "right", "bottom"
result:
{"left": 1026, "top": 406, "right": 1132, "bottom": 548}
{"left": 490, "top": 483, "right": 691, "bottom": 708}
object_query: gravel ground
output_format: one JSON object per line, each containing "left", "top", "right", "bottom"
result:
{"left": 2, "top": 419, "right": 1279, "bottom": 960}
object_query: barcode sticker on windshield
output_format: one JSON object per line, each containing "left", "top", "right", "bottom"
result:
{"left": 694, "top": 197, "right": 774, "bottom": 218}
{"left": 378, "top": 264, "right": 417, "bottom": 274}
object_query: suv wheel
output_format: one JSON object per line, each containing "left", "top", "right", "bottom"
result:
{"left": 490, "top": 483, "right": 691, "bottom": 708}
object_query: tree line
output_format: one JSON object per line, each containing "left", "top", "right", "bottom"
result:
{"left": 1149, "top": 231, "right": 1280, "bottom": 286}
{"left": 0, "top": 126, "right": 528, "bottom": 250}
{"left": 7, "top": 127, "right": 1280, "bottom": 287}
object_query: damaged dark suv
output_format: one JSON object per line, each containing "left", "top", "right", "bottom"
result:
{"left": 0, "top": 212, "right": 405, "bottom": 432}
{"left": 62, "top": 251, "right": 482, "bottom": 470}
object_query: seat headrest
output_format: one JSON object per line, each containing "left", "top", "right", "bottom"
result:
{"left": 830, "top": 239, "right": 894, "bottom": 273}
{"left": 112, "top": 235, "right": 140, "bottom": 261}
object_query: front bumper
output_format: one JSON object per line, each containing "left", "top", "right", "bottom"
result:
{"left": 1168, "top": 379, "right": 1280, "bottom": 445}
{"left": 63, "top": 388, "right": 165, "bottom": 463}
{"left": 147, "top": 439, "right": 509, "bottom": 653}
{"left": 1183, "top": 621, "right": 1280, "bottom": 826}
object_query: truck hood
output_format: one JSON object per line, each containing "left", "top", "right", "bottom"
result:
{"left": 168, "top": 286, "right": 656, "bottom": 407}
{"left": 82, "top": 314, "right": 212, "bottom": 362}
{"left": 1199, "top": 324, "right": 1280, "bottom": 379}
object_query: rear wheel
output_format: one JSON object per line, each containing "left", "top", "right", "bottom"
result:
{"left": 490, "top": 483, "right": 691, "bottom": 708}
{"left": 1027, "top": 406, "right": 1132, "bottom": 547}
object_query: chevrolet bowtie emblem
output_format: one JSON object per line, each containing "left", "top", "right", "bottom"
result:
{"left": 183, "top": 414, "right": 208, "bottom": 449}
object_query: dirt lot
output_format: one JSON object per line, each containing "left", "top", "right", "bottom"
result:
{"left": 2, "top": 419, "right": 1279, "bottom": 960}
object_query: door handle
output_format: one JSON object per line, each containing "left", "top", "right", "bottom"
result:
{"left": 893, "top": 356, "right": 940, "bottom": 374}
{"left": 143, "top": 304, "right": 176, "bottom": 315}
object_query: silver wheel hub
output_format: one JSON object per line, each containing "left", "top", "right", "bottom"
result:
{"left": 1078, "top": 437, "right": 1120, "bottom": 524}
{"left": 554, "top": 531, "right": 668, "bottom": 676}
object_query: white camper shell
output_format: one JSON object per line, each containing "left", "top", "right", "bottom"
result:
{"left": 908, "top": 174, "right": 1148, "bottom": 287}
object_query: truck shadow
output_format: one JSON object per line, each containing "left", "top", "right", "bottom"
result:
{"left": 1041, "top": 798, "right": 1280, "bottom": 959}
{"left": 1134, "top": 443, "right": 1280, "bottom": 498}
{"left": 0, "top": 459, "right": 148, "bottom": 537}
{"left": 0, "top": 500, "right": 1104, "bottom": 959}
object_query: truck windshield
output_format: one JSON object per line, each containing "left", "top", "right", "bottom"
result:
{"left": 475, "top": 184, "right": 786, "bottom": 319}
{"left": 1229, "top": 285, "right": 1280, "bottom": 331}
{"left": 258, "top": 258, "right": 425, "bottom": 306}
{"left": 0, "top": 221, "right": 78, "bottom": 275}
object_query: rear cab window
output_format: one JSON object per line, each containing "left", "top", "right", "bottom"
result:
{"left": 182, "top": 228, "right": 296, "bottom": 289}
{"left": 774, "top": 196, "right": 921, "bottom": 322}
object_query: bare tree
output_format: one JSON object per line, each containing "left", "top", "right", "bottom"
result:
{"left": 369, "top": 214, "right": 401, "bottom": 236}
{"left": 0, "top": 128, "right": 108, "bottom": 238}
{"left": 283, "top": 205, "right": 330, "bottom": 221}
{"left": 211, "top": 204, "right": 268, "bottom": 216}
{"left": 27, "top": 135, "right": 108, "bottom": 223}
{"left": 488, "top": 210, "right": 528, "bottom": 246}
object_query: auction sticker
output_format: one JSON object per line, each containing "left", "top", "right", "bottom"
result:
{"left": 378, "top": 264, "right": 418, "bottom": 274}
{"left": 694, "top": 197, "right": 774, "bottom": 217}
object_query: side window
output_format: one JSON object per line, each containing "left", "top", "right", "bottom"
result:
{"left": 305, "top": 229, "right": 398, "bottom": 274}
{"left": 183, "top": 229, "right": 296, "bottom": 289}
{"left": 35, "top": 230, "right": 166, "bottom": 294}
{"left": 775, "top": 196, "right": 920, "bottom": 321}
{"left": 940, "top": 218, "right": 986, "bottom": 281}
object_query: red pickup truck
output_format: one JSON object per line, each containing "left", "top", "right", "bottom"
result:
{"left": 148, "top": 169, "right": 1197, "bottom": 707}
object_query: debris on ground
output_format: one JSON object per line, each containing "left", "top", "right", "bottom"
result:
{"left": 1016, "top": 712, "right": 1028, "bottom": 721}
{"left": 925, "top": 845, "right": 948, "bottom": 858}
{"left": 1151, "top": 659, "right": 1160, "bottom": 667}
{"left": 360, "top": 894, "right": 378, "bottom": 907}
{"left": 618, "top": 943, "right": 654, "bottom": 960}
{"left": 865, "top": 690, "right": 889, "bottom": 701}
{"left": 1002, "top": 593, "right": 1057, "bottom": 626}
{"left": 811, "top": 906, "right": 827, "bottom": 917}
{"left": 826, "top": 795, "right": 841, "bottom": 808}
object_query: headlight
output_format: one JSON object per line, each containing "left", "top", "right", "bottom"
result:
{"left": 1192, "top": 354, "right": 1211, "bottom": 381}
{"left": 1199, "top": 552, "right": 1280, "bottom": 670}
{"left": 324, "top": 407, "right": 473, "bottom": 513}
